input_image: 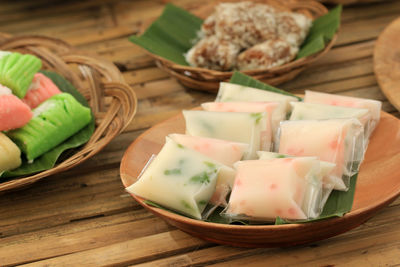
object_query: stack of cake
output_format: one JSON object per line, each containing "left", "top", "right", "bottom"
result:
{"left": 0, "top": 51, "right": 92, "bottom": 176}
{"left": 185, "top": 2, "right": 312, "bottom": 71}
{"left": 126, "top": 82, "right": 382, "bottom": 222}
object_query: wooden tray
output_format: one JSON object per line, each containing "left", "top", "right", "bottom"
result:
{"left": 140, "top": 0, "right": 337, "bottom": 92}
{"left": 120, "top": 111, "right": 400, "bottom": 247}
{"left": 0, "top": 33, "right": 137, "bottom": 192}
{"left": 374, "top": 17, "right": 400, "bottom": 112}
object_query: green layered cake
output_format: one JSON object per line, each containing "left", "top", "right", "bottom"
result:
{"left": 7, "top": 93, "right": 92, "bottom": 161}
{"left": 0, "top": 52, "right": 42, "bottom": 98}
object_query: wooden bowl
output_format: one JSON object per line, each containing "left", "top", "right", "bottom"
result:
{"left": 120, "top": 111, "right": 400, "bottom": 248}
{"left": 0, "top": 33, "right": 137, "bottom": 192}
{"left": 374, "top": 17, "right": 400, "bottom": 112}
{"left": 141, "top": 0, "right": 337, "bottom": 92}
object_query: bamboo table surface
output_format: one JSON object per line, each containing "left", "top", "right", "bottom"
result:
{"left": 1, "top": 0, "right": 400, "bottom": 266}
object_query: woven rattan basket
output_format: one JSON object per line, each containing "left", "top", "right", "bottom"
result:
{"left": 144, "top": 0, "right": 337, "bottom": 92}
{"left": 0, "top": 33, "right": 137, "bottom": 192}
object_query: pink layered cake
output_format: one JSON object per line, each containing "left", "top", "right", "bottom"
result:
{"left": 0, "top": 85, "right": 32, "bottom": 131}
{"left": 22, "top": 73, "right": 61, "bottom": 109}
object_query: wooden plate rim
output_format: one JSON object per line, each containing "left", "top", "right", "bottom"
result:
{"left": 120, "top": 110, "right": 400, "bottom": 231}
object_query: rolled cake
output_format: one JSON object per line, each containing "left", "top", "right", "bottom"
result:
{"left": 7, "top": 93, "right": 92, "bottom": 161}
{"left": 22, "top": 73, "right": 61, "bottom": 109}
{"left": 276, "top": 11, "right": 312, "bottom": 47}
{"left": 185, "top": 36, "right": 240, "bottom": 71}
{"left": 0, "top": 52, "right": 42, "bottom": 98}
{"left": 0, "top": 51, "right": 11, "bottom": 60}
{"left": 0, "top": 85, "right": 32, "bottom": 131}
{"left": 0, "top": 132, "right": 21, "bottom": 175}
{"left": 237, "top": 39, "right": 298, "bottom": 71}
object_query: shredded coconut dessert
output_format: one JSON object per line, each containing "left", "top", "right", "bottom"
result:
{"left": 185, "top": 36, "right": 241, "bottom": 71}
{"left": 186, "top": 1, "right": 312, "bottom": 71}
{"left": 276, "top": 12, "right": 312, "bottom": 47}
{"left": 212, "top": 2, "right": 278, "bottom": 49}
{"left": 237, "top": 38, "right": 298, "bottom": 71}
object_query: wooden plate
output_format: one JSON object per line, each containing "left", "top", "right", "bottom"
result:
{"left": 120, "top": 111, "right": 400, "bottom": 247}
{"left": 374, "top": 17, "right": 400, "bottom": 112}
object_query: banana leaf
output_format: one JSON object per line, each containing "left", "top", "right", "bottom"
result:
{"left": 129, "top": 3, "right": 341, "bottom": 66}
{"left": 2, "top": 70, "right": 95, "bottom": 178}
{"left": 229, "top": 71, "right": 302, "bottom": 100}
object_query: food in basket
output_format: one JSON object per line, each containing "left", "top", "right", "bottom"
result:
{"left": 185, "top": 2, "right": 312, "bottom": 71}
{"left": 126, "top": 138, "right": 227, "bottom": 219}
{"left": 185, "top": 36, "right": 240, "bottom": 71}
{"left": 225, "top": 158, "right": 326, "bottom": 220}
{"left": 0, "top": 132, "right": 21, "bottom": 175}
{"left": 237, "top": 38, "right": 298, "bottom": 71}
{"left": 304, "top": 90, "right": 382, "bottom": 135}
{"left": 0, "top": 52, "right": 42, "bottom": 98}
{"left": 22, "top": 73, "right": 62, "bottom": 109}
{"left": 127, "top": 77, "right": 382, "bottom": 223}
{"left": 0, "top": 51, "right": 11, "bottom": 60}
{"left": 0, "top": 84, "right": 32, "bottom": 131}
{"left": 0, "top": 51, "right": 96, "bottom": 179}
{"left": 183, "top": 110, "right": 269, "bottom": 159}
{"left": 278, "top": 119, "right": 364, "bottom": 191}
{"left": 7, "top": 93, "right": 92, "bottom": 161}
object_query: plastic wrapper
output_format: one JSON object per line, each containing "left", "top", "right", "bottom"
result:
{"left": 257, "top": 151, "right": 335, "bottom": 210}
{"left": 304, "top": 90, "right": 381, "bottom": 136}
{"left": 168, "top": 133, "right": 248, "bottom": 167}
{"left": 126, "top": 138, "right": 229, "bottom": 219}
{"left": 224, "top": 158, "right": 326, "bottom": 221}
{"left": 183, "top": 110, "right": 269, "bottom": 159}
{"left": 277, "top": 118, "right": 365, "bottom": 191}
{"left": 201, "top": 101, "right": 277, "bottom": 150}
{"left": 289, "top": 101, "right": 373, "bottom": 145}
{"left": 215, "top": 82, "right": 298, "bottom": 131}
